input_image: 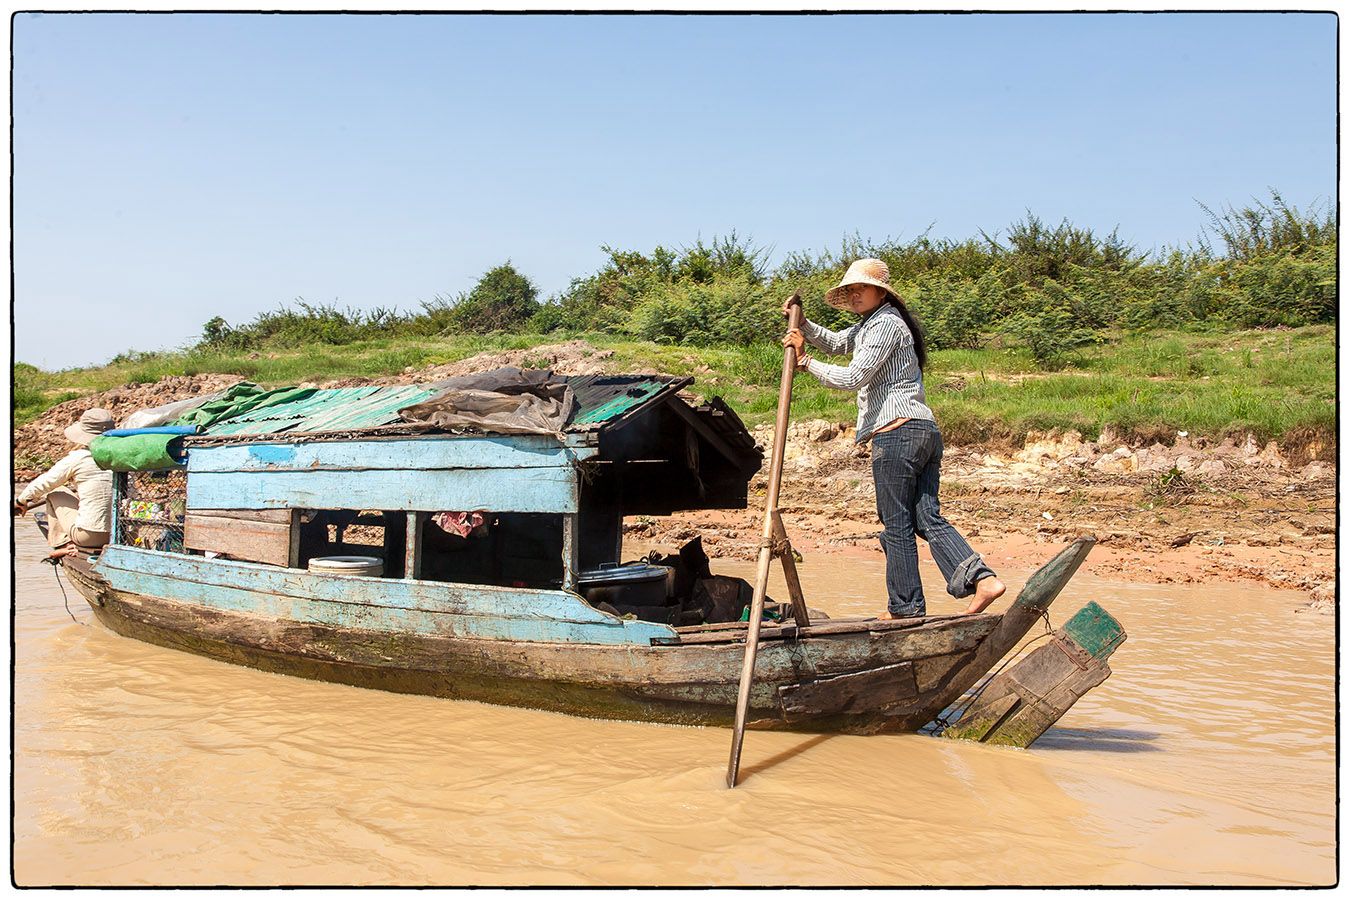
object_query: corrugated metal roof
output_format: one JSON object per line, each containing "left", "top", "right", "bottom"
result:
{"left": 197, "top": 375, "right": 692, "bottom": 438}
{"left": 564, "top": 374, "right": 689, "bottom": 427}
{"left": 204, "top": 386, "right": 440, "bottom": 436}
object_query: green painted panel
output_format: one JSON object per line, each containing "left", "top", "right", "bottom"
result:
{"left": 205, "top": 386, "right": 439, "bottom": 436}
{"left": 1062, "top": 600, "right": 1126, "bottom": 660}
{"left": 571, "top": 382, "right": 667, "bottom": 425}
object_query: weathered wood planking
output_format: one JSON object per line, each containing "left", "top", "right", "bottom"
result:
{"left": 405, "top": 511, "right": 424, "bottom": 580}
{"left": 73, "top": 554, "right": 976, "bottom": 689}
{"left": 665, "top": 614, "right": 947, "bottom": 644}
{"left": 942, "top": 639, "right": 1113, "bottom": 747}
{"left": 61, "top": 551, "right": 1024, "bottom": 732}
{"left": 779, "top": 661, "right": 919, "bottom": 722}
{"left": 64, "top": 539, "right": 1102, "bottom": 734}
{"left": 186, "top": 466, "right": 579, "bottom": 513}
{"left": 883, "top": 536, "right": 1098, "bottom": 733}
{"left": 183, "top": 512, "right": 295, "bottom": 567}
{"left": 943, "top": 601, "right": 1125, "bottom": 748}
{"left": 188, "top": 436, "right": 596, "bottom": 473}
{"left": 769, "top": 509, "right": 810, "bottom": 628}
{"left": 96, "top": 545, "right": 663, "bottom": 630}
{"left": 187, "top": 508, "right": 292, "bottom": 524}
{"left": 78, "top": 586, "right": 800, "bottom": 727}
{"left": 95, "top": 564, "right": 674, "bottom": 646}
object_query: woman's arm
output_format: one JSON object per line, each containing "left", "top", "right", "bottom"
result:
{"left": 800, "top": 319, "right": 858, "bottom": 355}
{"left": 17, "top": 453, "right": 77, "bottom": 506}
{"left": 805, "top": 315, "right": 906, "bottom": 391}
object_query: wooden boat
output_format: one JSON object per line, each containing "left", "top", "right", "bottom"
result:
{"left": 54, "top": 375, "right": 1097, "bottom": 734}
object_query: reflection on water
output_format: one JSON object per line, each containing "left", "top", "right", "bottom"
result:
{"left": 13, "top": 527, "right": 1335, "bottom": 886}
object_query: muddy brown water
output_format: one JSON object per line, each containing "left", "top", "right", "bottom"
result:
{"left": 12, "top": 525, "right": 1334, "bottom": 886}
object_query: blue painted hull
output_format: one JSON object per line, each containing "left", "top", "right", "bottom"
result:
{"left": 60, "top": 552, "right": 1005, "bottom": 733}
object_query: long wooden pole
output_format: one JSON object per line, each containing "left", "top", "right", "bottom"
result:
{"left": 726, "top": 291, "right": 803, "bottom": 788}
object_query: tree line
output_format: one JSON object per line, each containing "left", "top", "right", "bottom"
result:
{"left": 197, "top": 190, "right": 1335, "bottom": 368}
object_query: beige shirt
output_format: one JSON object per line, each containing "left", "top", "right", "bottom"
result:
{"left": 18, "top": 448, "right": 113, "bottom": 534}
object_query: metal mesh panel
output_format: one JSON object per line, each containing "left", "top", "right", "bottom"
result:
{"left": 117, "top": 471, "right": 187, "bottom": 553}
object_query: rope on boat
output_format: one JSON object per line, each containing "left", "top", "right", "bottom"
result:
{"left": 46, "top": 562, "right": 83, "bottom": 626}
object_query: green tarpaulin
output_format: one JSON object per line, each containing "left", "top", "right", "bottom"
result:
{"left": 172, "top": 383, "right": 318, "bottom": 430}
{"left": 89, "top": 434, "right": 187, "bottom": 472}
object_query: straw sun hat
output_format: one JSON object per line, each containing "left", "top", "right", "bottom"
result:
{"left": 824, "top": 258, "right": 902, "bottom": 310}
{"left": 64, "top": 408, "right": 115, "bottom": 446}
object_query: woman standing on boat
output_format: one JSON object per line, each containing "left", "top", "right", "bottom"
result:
{"left": 782, "top": 258, "right": 1005, "bottom": 618}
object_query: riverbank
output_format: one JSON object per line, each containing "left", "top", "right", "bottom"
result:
{"left": 629, "top": 419, "right": 1335, "bottom": 611}
{"left": 14, "top": 339, "right": 1335, "bottom": 609}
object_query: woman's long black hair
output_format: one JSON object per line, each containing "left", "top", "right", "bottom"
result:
{"left": 886, "top": 296, "right": 928, "bottom": 371}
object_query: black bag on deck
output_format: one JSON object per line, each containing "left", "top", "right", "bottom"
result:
{"left": 694, "top": 575, "right": 760, "bottom": 625}
{"left": 646, "top": 535, "right": 712, "bottom": 607}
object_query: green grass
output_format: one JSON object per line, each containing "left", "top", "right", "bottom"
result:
{"left": 14, "top": 325, "right": 1335, "bottom": 454}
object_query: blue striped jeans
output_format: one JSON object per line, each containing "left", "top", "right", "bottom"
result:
{"left": 871, "top": 419, "right": 995, "bottom": 616}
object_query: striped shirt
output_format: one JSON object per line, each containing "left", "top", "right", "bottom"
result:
{"left": 802, "top": 305, "right": 935, "bottom": 443}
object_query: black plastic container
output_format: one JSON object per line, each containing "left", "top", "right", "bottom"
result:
{"left": 575, "top": 562, "right": 670, "bottom": 608}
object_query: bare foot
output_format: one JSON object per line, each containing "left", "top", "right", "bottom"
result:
{"left": 964, "top": 577, "right": 1006, "bottom": 614}
{"left": 878, "top": 609, "right": 895, "bottom": 620}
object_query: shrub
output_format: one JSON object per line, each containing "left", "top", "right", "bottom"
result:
{"left": 200, "top": 316, "right": 233, "bottom": 346}
{"left": 1004, "top": 281, "right": 1103, "bottom": 368}
{"left": 1212, "top": 246, "right": 1336, "bottom": 328}
{"left": 443, "top": 262, "right": 540, "bottom": 333}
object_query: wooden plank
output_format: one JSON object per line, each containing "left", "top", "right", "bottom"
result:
{"left": 188, "top": 436, "right": 597, "bottom": 473}
{"left": 287, "top": 509, "right": 301, "bottom": 568}
{"left": 96, "top": 565, "right": 674, "bottom": 646}
{"left": 769, "top": 509, "right": 810, "bottom": 628}
{"left": 942, "top": 622, "right": 1120, "bottom": 748}
{"left": 943, "top": 693, "right": 1018, "bottom": 742}
{"left": 670, "top": 617, "right": 996, "bottom": 662}
{"left": 189, "top": 508, "right": 292, "bottom": 524}
{"left": 779, "top": 661, "right": 918, "bottom": 722}
{"left": 668, "top": 614, "right": 957, "bottom": 643}
{"left": 674, "top": 617, "right": 872, "bottom": 635}
{"left": 74, "top": 559, "right": 992, "bottom": 718}
{"left": 405, "top": 512, "right": 423, "bottom": 580}
{"left": 183, "top": 514, "right": 293, "bottom": 567}
{"left": 663, "top": 394, "right": 748, "bottom": 468}
{"left": 95, "top": 544, "right": 670, "bottom": 630}
{"left": 186, "top": 467, "right": 579, "bottom": 514}
{"left": 914, "top": 651, "right": 974, "bottom": 693}
{"left": 561, "top": 513, "right": 579, "bottom": 591}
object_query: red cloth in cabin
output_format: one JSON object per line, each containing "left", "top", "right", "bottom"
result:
{"left": 432, "top": 511, "right": 486, "bottom": 538}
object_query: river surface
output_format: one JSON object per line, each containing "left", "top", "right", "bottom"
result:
{"left": 12, "top": 525, "right": 1335, "bottom": 886}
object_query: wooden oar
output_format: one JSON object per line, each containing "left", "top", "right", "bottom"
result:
{"left": 726, "top": 291, "right": 803, "bottom": 789}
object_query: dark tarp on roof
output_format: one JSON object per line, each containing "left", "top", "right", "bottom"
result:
{"left": 397, "top": 367, "right": 578, "bottom": 437}
{"left": 187, "top": 370, "right": 695, "bottom": 442}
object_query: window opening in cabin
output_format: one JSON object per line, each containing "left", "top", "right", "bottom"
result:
{"left": 117, "top": 471, "right": 187, "bottom": 553}
{"left": 297, "top": 510, "right": 392, "bottom": 573}
{"left": 416, "top": 512, "right": 564, "bottom": 589}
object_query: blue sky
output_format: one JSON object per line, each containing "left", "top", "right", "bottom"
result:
{"left": 13, "top": 12, "right": 1337, "bottom": 370}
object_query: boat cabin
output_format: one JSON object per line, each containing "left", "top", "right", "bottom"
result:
{"left": 112, "top": 376, "right": 762, "bottom": 604}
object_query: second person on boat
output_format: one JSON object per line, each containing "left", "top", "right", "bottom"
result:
{"left": 782, "top": 258, "right": 1005, "bottom": 618}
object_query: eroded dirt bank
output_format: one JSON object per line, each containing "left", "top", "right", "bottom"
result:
{"left": 14, "top": 347, "right": 1336, "bottom": 610}
{"left": 630, "top": 421, "right": 1336, "bottom": 611}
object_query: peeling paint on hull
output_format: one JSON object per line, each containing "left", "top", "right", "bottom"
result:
{"left": 62, "top": 538, "right": 1094, "bottom": 733}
